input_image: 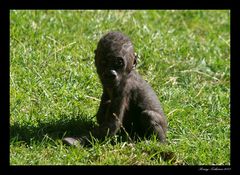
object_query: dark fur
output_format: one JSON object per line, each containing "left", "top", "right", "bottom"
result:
{"left": 93, "top": 31, "right": 167, "bottom": 142}
{"left": 63, "top": 31, "right": 167, "bottom": 146}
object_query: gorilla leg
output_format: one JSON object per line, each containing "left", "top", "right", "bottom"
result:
{"left": 140, "top": 110, "right": 167, "bottom": 142}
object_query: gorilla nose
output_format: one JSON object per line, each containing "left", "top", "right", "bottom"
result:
{"left": 104, "top": 70, "right": 117, "bottom": 79}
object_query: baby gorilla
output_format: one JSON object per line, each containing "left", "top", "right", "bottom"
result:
{"left": 63, "top": 31, "right": 167, "bottom": 146}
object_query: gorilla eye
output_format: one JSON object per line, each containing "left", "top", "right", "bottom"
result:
{"left": 115, "top": 57, "right": 124, "bottom": 69}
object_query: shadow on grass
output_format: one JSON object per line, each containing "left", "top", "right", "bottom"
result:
{"left": 10, "top": 115, "right": 96, "bottom": 144}
{"left": 10, "top": 115, "right": 177, "bottom": 163}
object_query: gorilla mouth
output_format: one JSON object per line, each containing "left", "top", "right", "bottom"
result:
{"left": 102, "top": 77, "right": 118, "bottom": 87}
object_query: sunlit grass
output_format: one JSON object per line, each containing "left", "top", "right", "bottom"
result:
{"left": 10, "top": 10, "right": 230, "bottom": 165}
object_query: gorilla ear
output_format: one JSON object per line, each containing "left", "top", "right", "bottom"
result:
{"left": 132, "top": 52, "right": 138, "bottom": 69}
{"left": 94, "top": 49, "right": 97, "bottom": 54}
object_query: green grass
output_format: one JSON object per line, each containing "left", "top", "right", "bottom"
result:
{"left": 10, "top": 10, "right": 230, "bottom": 165}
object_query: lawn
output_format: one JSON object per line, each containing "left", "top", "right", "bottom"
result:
{"left": 10, "top": 10, "right": 230, "bottom": 165}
